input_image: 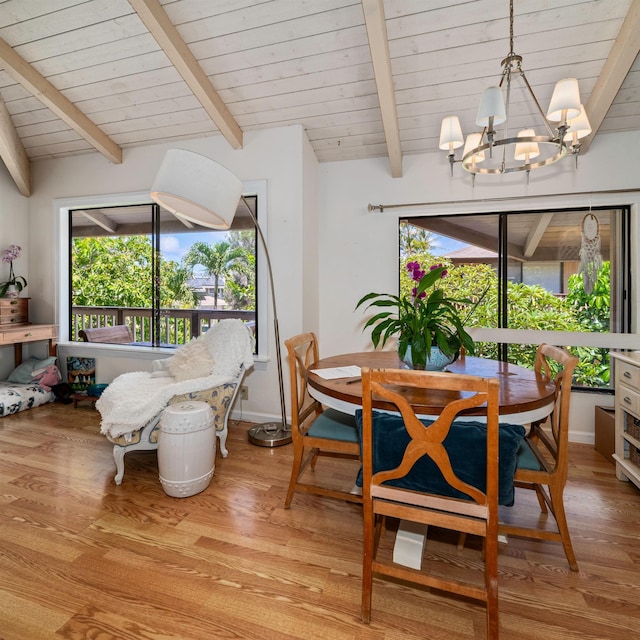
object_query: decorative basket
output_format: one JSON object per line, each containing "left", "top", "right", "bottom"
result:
{"left": 630, "top": 443, "right": 640, "bottom": 467}
{"left": 626, "top": 415, "right": 640, "bottom": 441}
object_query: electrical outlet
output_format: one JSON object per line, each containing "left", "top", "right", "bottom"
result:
{"left": 240, "top": 386, "right": 248, "bottom": 400}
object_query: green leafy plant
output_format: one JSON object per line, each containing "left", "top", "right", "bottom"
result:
{"left": 0, "top": 244, "right": 27, "bottom": 296}
{"left": 356, "top": 262, "right": 479, "bottom": 369}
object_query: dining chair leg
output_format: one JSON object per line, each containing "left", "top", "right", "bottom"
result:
{"left": 285, "top": 444, "right": 304, "bottom": 508}
{"left": 550, "top": 485, "right": 579, "bottom": 571}
{"left": 309, "top": 448, "right": 320, "bottom": 470}
{"left": 374, "top": 515, "right": 385, "bottom": 550}
{"left": 485, "top": 526, "right": 499, "bottom": 639}
{"left": 361, "top": 504, "right": 375, "bottom": 623}
{"left": 534, "top": 484, "right": 548, "bottom": 513}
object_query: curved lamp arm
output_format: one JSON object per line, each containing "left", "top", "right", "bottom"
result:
{"left": 242, "top": 196, "right": 288, "bottom": 432}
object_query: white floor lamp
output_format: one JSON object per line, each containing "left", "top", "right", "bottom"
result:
{"left": 150, "top": 149, "right": 291, "bottom": 446}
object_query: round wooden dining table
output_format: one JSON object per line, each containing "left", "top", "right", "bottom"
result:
{"left": 308, "top": 351, "right": 556, "bottom": 424}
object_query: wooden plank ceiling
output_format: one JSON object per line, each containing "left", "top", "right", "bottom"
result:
{"left": 0, "top": 0, "right": 638, "bottom": 196}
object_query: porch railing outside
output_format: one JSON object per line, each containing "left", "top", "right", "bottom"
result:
{"left": 71, "top": 306, "right": 255, "bottom": 345}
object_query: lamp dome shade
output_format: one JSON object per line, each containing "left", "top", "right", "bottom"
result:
{"left": 150, "top": 149, "right": 242, "bottom": 229}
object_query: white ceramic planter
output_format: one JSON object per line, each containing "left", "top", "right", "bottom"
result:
{"left": 158, "top": 401, "right": 215, "bottom": 498}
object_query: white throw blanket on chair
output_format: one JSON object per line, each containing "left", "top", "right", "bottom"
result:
{"left": 97, "top": 319, "right": 254, "bottom": 439}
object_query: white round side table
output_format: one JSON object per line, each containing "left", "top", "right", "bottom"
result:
{"left": 158, "top": 401, "right": 215, "bottom": 497}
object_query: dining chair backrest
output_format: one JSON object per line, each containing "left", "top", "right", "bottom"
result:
{"left": 283, "top": 332, "right": 361, "bottom": 508}
{"left": 359, "top": 367, "right": 524, "bottom": 639}
{"left": 286, "top": 331, "right": 320, "bottom": 431}
{"left": 533, "top": 343, "right": 577, "bottom": 484}
{"left": 499, "top": 342, "right": 580, "bottom": 571}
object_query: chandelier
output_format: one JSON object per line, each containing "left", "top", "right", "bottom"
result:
{"left": 438, "top": 0, "right": 591, "bottom": 180}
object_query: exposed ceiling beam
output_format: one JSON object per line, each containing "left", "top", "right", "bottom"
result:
{"left": 80, "top": 210, "right": 118, "bottom": 234}
{"left": 523, "top": 213, "right": 553, "bottom": 258}
{"left": 414, "top": 218, "right": 525, "bottom": 262}
{"left": 361, "top": 0, "right": 402, "bottom": 178}
{"left": 0, "top": 37, "right": 122, "bottom": 164}
{"left": 0, "top": 92, "right": 30, "bottom": 196}
{"left": 581, "top": 0, "right": 640, "bottom": 154}
{"left": 128, "top": 0, "right": 243, "bottom": 150}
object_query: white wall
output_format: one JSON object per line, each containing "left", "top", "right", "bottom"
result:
{"left": 317, "top": 130, "right": 640, "bottom": 442}
{"left": 0, "top": 162, "right": 29, "bottom": 379}
{"left": 26, "top": 125, "right": 314, "bottom": 423}
{"left": 18, "top": 124, "right": 640, "bottom": 441}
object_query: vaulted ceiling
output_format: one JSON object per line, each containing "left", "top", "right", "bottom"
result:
{"left": 0, "top": 0, "right": 638, "bottom": 196}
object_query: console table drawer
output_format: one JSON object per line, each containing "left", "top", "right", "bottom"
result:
{"left": 0, "top": 297, "right": 29, "bottom": 320}
{"left": 619, "top": 384, "right": 640, "bottom": 417}
{"left": 0, "top": 325, "right": 57, "bottom": 345}
{"left": 618, "top": 360, "right": 640, "bottom": 391}
{"left": 0, "top": 315, "right": 28, "bottom": 325}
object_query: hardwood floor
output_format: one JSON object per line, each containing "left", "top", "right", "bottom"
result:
{"left": 1, "top": 402, "right": 639, "bottom": 639}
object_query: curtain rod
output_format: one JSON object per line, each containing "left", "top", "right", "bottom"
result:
{"left": 367, "top": 187, "right": 640, "bottom": 213}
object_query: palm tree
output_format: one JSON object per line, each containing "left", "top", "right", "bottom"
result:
{"left": 183, "top": 241, "right": 247, "bottom": 309}
{"left": 162, "top": 262, "right": 198, "bottom": 307}
{"left": 400, "top": 222, "right": 435, "bottom": 256}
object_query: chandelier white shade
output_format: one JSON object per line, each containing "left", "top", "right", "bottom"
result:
{"left": 476, "top": 86, "right": 506, "bottom": 128}
{"left": 564, "top": 104, "right": 592, "bottom": 143}
{"left": 439, "top": 0, "right": 589, "bottom": 179}
{"left": 463, "top": 132, "right": 485, "bottom": 166}
{"left": 546, "top": 78, "right": 582, "bottom": 123}
{"left": 514, "top": 129, "right": 540, "bottom": 162}
{"left": 438, "top": 115, "right": 464, "bottom": 151}
{"left": 150, "top": 149, "right": 242, "bottom": 229}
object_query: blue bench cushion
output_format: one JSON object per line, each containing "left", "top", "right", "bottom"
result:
{"left": 354, "top": 410, "right": 525, "bottom": 506}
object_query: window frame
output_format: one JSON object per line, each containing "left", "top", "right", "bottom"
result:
{"left": 396, "top": 192, "right": 640, "bottom": 390}
{"left": 55, "top": 180, "right": 269, "bottom": 361}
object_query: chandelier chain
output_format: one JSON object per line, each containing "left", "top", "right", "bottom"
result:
{"left": 509, "top": 0, "right": 514, "bottom": 54}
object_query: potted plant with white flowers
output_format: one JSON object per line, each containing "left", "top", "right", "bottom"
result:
{"left": 0, "top": 245, "right": 27, "bottom": 298}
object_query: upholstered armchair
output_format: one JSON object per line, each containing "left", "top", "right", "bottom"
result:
{"left": 97, "top": 319, "right": 254, "bottom": 485}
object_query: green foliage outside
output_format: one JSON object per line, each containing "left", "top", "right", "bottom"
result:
{"left": 224, "top": 231, "right": 256, "bottom": 310}
{"left": 183, "top": 240, "right": 248, "bottom": 310}
{"left": 565, "top": 261, "right": 612, "bottom": 386}
{"left": 72, "top": 233, "right": 256, "bottom": 344}
{"left": 73, "top": 236, "right": 155, "bottom": 307}
{"left": 397, "top": 249, "right": 611, "bottom": 388}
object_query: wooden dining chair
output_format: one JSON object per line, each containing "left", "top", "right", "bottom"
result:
{"left": 283, "top": 332, "right": 362, "bottom": 508}
{"left": 499, "top": 343, "right": 580, "bottom": 571}
{"left": 359, "top": 367, "right": 526, "bottom": 640}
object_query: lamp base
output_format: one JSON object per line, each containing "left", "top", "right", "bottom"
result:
{"left": 248, "top": 422, "right": 292, "bottom": 447}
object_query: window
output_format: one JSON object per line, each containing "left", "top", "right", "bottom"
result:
{"left": 399, "top": 206, "right": 631, "bottom": 389}
{"left": 69, "top": 196, "right": 258, "bottom": 350}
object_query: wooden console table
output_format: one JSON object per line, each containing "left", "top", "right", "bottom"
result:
{"left": 0, "top": 323, "right": 58, "bottom": 366}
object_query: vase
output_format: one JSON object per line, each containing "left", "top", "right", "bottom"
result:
{"left": 4, "top": 284, "right": 18, "bottom": 298}
{"left": 400, "top": 345, "right": 456, "bottom": 371}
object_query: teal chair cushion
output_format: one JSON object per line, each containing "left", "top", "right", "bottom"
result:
{"left": 354, "top": 409, "right": 525, "bottom": 507}
{"left": 307, "top": 408, "right": 359, "bottom": 442}
{"left": 516, "top": 439, "right": 543, "bottom": 470}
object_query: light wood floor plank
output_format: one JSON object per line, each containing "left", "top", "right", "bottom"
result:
{"left": 0, "top": 402, "right": 639, "bottom": 639}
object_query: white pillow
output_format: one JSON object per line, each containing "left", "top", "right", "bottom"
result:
{"left": 151, "top": 358, "right": 170, "bottom": 372}
{"left": 165, "top": 337, "right": 215, "bottom": 382}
